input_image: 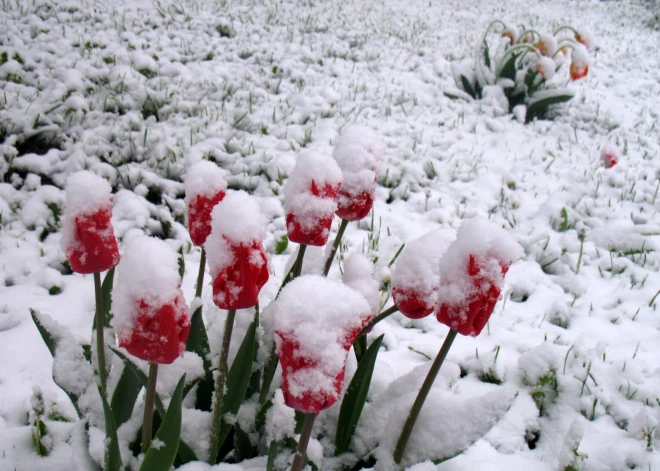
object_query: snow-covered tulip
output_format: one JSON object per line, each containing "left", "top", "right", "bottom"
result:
{"left": 501, "top": 22, "right": 518, "bottom": 44}
{"left": 535, "top": 56, "right": 556, "bottom": 80}
{"left": 332, "top": 126, "right": 382, "bottom": 221}
{"left": 184, "top": 161, "right": 227, "bottom": 247}
{"left": 61, "top": 171, "right": 119, "bottom": 274}
{"left": 274, "top": 275, "right": 373, "bottom": 413}
{"left": 535, "top": 34, "right": 557, "bottom": 57}
{"left": 112, "top": 237, "right": 191, "bottom": 364}
{"left": 575, "top": 28, "right": 596, "bottom": 52}
{"left": 435, "top": 218, "right": 522, "bottom": 336}
{"left": 570, "top": 44, "right": 590, "bottom": 81}
{"left": 392, "top": 230, "right": 454, "bottom": 319}
{"left": 284, "top": 151, "right": 343, "bottom": 246}
{"left": 600, "top": 144, "right": 620, "bottom": 169}
{"left": 205, "top": 191, "right": 269, "bottom": 310}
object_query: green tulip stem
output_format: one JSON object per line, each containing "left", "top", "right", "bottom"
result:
{"left": 323, "top": 218, "right": 349, "bottom": 276}
{"left": 142, "top": 362, "right": 159, "bottom": 453}
{"left": 553, "top": 25, "right": 580, "bottom": 37}
{"left": 290, "top": 412, "right": 318, "bottom": 471}
{"left": 208, "top": 309, "right": 237, "bottom": 464}
{"left": 93, "top": 272, "right": 107, "bottom": 392}
{"left": 393, "top": 329, "right": 458, "bottom": 464}
{"left": 357, "top": 304, "right": 400, "bottom": 340}
{"left": 195, "top": 248, "right": 206, "bottom": 298}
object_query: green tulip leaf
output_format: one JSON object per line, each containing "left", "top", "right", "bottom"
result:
{"left": 110, "top": 365, "right": 143, "bottom": 427}
{"left": 140, "top": 375, "right": 186, "bottom": 471}
{"left": 335, "top": 334, "right": 384, "bottom": 455}
{"left": 99, "top": 387, "right": 123, "bottom": 471}
{"left": 186, "top": 306, "right": 214, "bottom": 411}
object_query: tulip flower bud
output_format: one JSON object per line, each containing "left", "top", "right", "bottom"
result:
{"left": 332, "top": 126, "right": 383, "bottom": 222}
{"left": 61, "top": 171, "right": 120, "bottom": 274}
{"left": 273, "top": 275, "right": 372, "bottom": 413}
{"left": 206, "top": 191, "right": 269, "bottom": 310}
{"left": 284, "top": 151, "right": 343, "bottom": 246}
{"left": 435, "top": 218, "right": 522, "bottom": 336}
{"left": 184, "top": 161, "right": 227, "bottom": 247}
{"left": 112, "top": 237, "right": 190, "bottom": 364}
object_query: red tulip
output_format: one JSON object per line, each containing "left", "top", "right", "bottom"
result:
{"left": 336, "top": 188, "right": 375, "bottom": 221}
{"left": 600, "top": 145, "right": 620, "bottom": 169}
{"left": 393, "top": 286, "right": 435, "bottom": 319}
{"left": 284, "top": 151, "right": 343, "bottom": 246}
{"left": 65, "top": 206, "right": 120, "bottom": 274}
{"left": 274, "top": 275, "right": 372, "bottom": 413}
{"left": 61, "top": 171, "right": 120, "bottom": 274}
{"left": 211, "top": 239, "right": 269, "bottom": 310}
{"left": 569, "top": 62, "right": 588, "bottom": 81}
{"left": 185, "top": 161, "right": 228, "bottom": 247}
{"left": 188, "top": 192, "right": 226, "bottom": 246}
{"left": 206, "top": 191, "right": 270, "bottom": 310}
{"left": 436, "top": 255, "right": 509, "bottom": 337}
{"left": 119, "top": 292, "right": 191, "bottom": 364}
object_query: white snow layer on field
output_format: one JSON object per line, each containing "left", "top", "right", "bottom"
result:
{"left": 343, "top": 253, "right": 381, "bottom": 315}
{"left": 110, "top": 236, "right": 182, "bottom": 340}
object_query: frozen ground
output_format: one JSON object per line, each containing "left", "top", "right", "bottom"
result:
{"left": 1, "top": 0, "right": 660, "bottom": 469}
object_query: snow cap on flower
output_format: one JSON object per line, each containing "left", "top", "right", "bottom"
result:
{"left": 570, "top": 44, "right": 590, "bottom": 81}
{"left": 436, "top": 218, "right": 522, "bottom": 336}
{"left": 600, "top": 144, "right": 620, "bottom": 169}
{"left": 501, "top": 22, "right": 519, "bottom": 44}
{"left": 575, "top": 27, "right": 596, "bottom": 52}
{"left": 333, "top": 125, "right": 383, "bottom": 221}
{"left": 392, "top": 229, "right": 454, "bottom": 319}
{"left": 535, "top": 34, "right": 558, "bottom": 57}
{"left": 205, "top": 191, "right": 269, "bottom": 310}
{"left": 284, "top": 150, "right": 343, "bottom": 246}
{"left": 274, "top": 275, "right": 372, "bottom": 413}
{"left": 111, "top": 236, "right": 190, "bottom": 364}
{"left": 60, "top": 170, "right": 120, "bottom": 274}
{"left": 184, "top": 160, "right": 227, "bottom": 246}
{"left": 343, "top": 253, "right": 380, "bottom": 315}
{"left": 536, "top": 56, "right": 556, "bottom": 80}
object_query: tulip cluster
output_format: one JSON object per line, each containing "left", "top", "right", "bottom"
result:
{"left": 451, "top": 20, "right": 596, "bottom": 122}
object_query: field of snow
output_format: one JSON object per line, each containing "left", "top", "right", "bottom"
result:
{"left": 1, "top": 0, "right": 660, "bottom": 469}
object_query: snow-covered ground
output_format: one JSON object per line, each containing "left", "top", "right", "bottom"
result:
{"left": 1, "top": 0, "right": 660, "bottom": 469}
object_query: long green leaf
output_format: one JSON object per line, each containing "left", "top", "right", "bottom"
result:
{"left": 140, "top": 375, "right": 186, "bottom": 471}
{"left": 217, "top": 317, "right": 258, "bottom": 447}
{"left": 177, "top": 247, "right": 185, "bottom": 282}
{"left": 30, "top": 309, "right": 83, "bottom": 418}
{"left": 526, "top": 91, "right": 575, "bottom": 123}
{"left": 460, "top": 75, "right": 477, "bottom": 99}
{"left": 110, "top": 348, "right": 199, "bottom": 464}
{"left": 110, "top": 365, "right": 143, "bottom": 427}
{"left": 99, "top": 387, "right": 123, "bottom": 471}
{"left": 30, "top": 308, "right": 57, "bottom": 357}
{"left": 482, "top": 39, "right": 491, "bottom": 69}
{"left": 186, "top": 307, "right": 213, "bottom": 411}
{"left": 101, "top": 268, "right": 115, "bottom": 327}
{"left": 335, "top": 335, "right": 384, "bottom": 455}
{"left": 496, "top": 53, "right": 518, "bottom": 82}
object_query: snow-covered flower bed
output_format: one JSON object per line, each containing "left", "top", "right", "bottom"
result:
{"left": 1, "top": 0, "right": 660, "bottom": 470}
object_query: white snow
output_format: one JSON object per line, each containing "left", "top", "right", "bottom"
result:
{"left": 1, "top": 0, "right": 660, "bottom": 469}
